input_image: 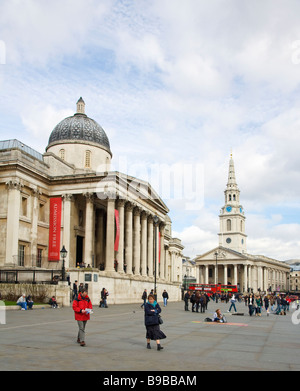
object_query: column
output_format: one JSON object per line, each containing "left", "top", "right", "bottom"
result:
{"left": 96, "top": 209, "right": 105, "bottom": 269}
{"left": 5, "top": 180, "right": 23, "bottom": 266}
{"left": 133, "top": 207, "right": 141, "bottom": 275}
{"left": 62, "top": 193, "right": 73, "bottom": 269}
{"left": 159, "top": 223, "right": 166, "bottom": 280}
{"left": 224, "top": 264, "right": 228, "bottom": 285}
{"left": 263, "top": 267, "right": 268, "bottom": 292}
{"left": 105, "top": 195, "right": 115, "bottom": 272}
{"left": 116, "top": 199, "right": 126, "bottom": 273}
{"left": 31, "top": 188, "right": 42, "bottom": 267}
{"left": 125, "top": 202, "right": 133, "bottom": 275}
{"left": 258, "top": 266, "right": 263, "bottom": 291}
{"left": 248, "top": 265, "right": 252, "bottom": 291}
{"left": 141, "top": 211, "right": 148, "bottom": 277}
{"left": 84, "top": 192, "right": 94, "bottom": 267}
{"left": 234, "top": 264, "right": 238, "bottom": 286}
{"left": 205, "top": 265, "right": 209, "bottom": 284}
{"left": 147, "top": 215, "right": 154, "bottom": 277}
{"left": 244, "top": 264, "right": 248, "bottom": 293}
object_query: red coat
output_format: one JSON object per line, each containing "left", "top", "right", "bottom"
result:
{"left": 72, "top": 293, "right": 93, "bottom": 321}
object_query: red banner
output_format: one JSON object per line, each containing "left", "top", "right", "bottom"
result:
{"left": 114, "top": 209, "right": 120, "bottom": 251}
{"left": 48, "top": 198, "right": 62, "bottom": 261}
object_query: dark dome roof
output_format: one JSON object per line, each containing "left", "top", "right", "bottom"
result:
{"left": 47, "top": 99, "right": 111, "bottom": 153}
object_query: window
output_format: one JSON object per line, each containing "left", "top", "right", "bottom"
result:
{"left": 37, "top": 248, "right": 42, "bottom": 267}
{"left": 85, "top": 150, "right": 91, "bottom": 168}
{"left": 233, "top": 194, "right": 236, "bottom": 201}
{"left": 59, "top": 149, "right": 65, "bottom": 160}
{"left": 18, "top": 244, "right": 25, "bottom": 266}
{"left": 227, "top": 219, "right": 232, "bottom": 231}
{"left": 229, "top": 195, "right": 232, "bottom": 201}
{"left": 21, "top": 196, "right": 28, "bottom": 217}
{"left": 241, "top": 220, "right": 243, "bottom": 232}
{"left": 39, "top": 203, "right": 45, "bottom": 222}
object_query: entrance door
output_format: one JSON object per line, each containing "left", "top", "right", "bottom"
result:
{"left": 76, "top": 236, "right": 84, "bottom": 266}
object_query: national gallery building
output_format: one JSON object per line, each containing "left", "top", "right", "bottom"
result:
{"left": 0, "top": 98, "right": 184, "bottom": 304}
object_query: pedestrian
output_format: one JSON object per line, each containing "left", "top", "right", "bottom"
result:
{"left": 100, "top": 288, "right": 109, "bottom": 308}
{"left": 141, "top": 289, "right": 147, "bottom": 308}
{"left": 16, "top": 293, "right": 27, "bottom": 310}
{"left": 162, "top": 290, "right": 169, "bottom": 307}
{"left": 26, "top": 295, "right": 34, "bottom": 310}
{"left": 184, "top": 291, "right": 190, "bottom": 311}
{"left": 228, "top": 294, "right": 237, "bottom": 313}
{"left": 190, "top": 291, "right": 196, "bottom": 312}
{"left": 248, "top": 293, "right": 255, "bottom": 316}
{"left": 72, "top": 288, "right": 93, "bottom": 347}
{"left": 264, "top": 295, "right": 270, "bottom": 316}
{"left": 205, "top": 293, "right": 210, "bottom": 310}
{"left": 73, "top": 280, "right": 78, "bottom": 300}
{"left": 144, "top": 294, "right": 166, "bottom": 351}
{"left": 200, "top": 294, "right": 206, "bottom": 313}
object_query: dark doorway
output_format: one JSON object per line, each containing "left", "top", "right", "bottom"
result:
{"left": 76, "top": 236, "right": 84, "bottom": 266}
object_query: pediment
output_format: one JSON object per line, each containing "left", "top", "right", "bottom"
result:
{"left": 195, "top": 246, "right": 248, "bottom": 263}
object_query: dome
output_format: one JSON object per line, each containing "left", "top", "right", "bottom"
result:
{"left": 46, "top": 98, "right": 111, "bottom": 155}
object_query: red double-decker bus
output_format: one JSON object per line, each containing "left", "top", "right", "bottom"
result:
{"left": 188, "top": 283, "right": 238, "bottom": 294}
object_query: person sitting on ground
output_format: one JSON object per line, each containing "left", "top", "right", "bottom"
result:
{"left": 26, "top": 295, "right": 34, "bottom": 310}
{"left": 17, "top": 293, "right": 27, "bottom": 310}
{"left": 213, "top": 308, "right": 226, "bottom": 323}
{"left": 49, "top": 296, "right": 58, "bottom": 308}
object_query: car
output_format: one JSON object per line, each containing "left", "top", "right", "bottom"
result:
{"left": 288, "top": 295, "right": 299, "bottom": 302}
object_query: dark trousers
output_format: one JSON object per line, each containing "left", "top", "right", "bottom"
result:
{"left": 184, "top": 301, "right": 189, "bottom": 311}
{"left": 201, "top": 304, "right": 205, "bottom": 313}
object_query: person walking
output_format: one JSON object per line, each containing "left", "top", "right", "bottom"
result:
{"left": 228, "top": 294, "right": 237, "bottom": 313}
{"left": 195, "top": 291, "right": 201, "bottom": 313}
{"left": 162, "top": 290, "right": 169, "bottom": 307}
{"left": 72, "top": 280, "right": 78, "bottom": 300}
{"left": 248, "top": 293, "right": 255, "bottom": 316}
{"left": 141, "top": 289, "right": 148, "bottom": 308}
{"left": 190, "top": 291, "right": 196, "bottom": 312}
{"left": 72, "top": 288, "right": 93, "bottom": 347}
{"left": 144, "top": 294, "right": 166, "bottom": 351}
{"left": 200, "top": 294, "right": 206, "bottom": 313}
{"left": 184, "top": 291, "right": 190, "bottom": 311}
{"left": 264, "top": 295, "right": 270, "bottom": 316}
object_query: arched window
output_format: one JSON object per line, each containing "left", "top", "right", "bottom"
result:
{"left": 229, "top": 195, "right": 232, "bottom": 201}
{"left": 227, "top": 219, "right": 231, "bottom": 231}
{"left": 59, "top": 149, "right": 65, "bottom": 160}
{"left": 233, "top": 194, "right": 236, "bottom": 201}
{"left": 85, "top": 150, "right": 91, "bottom": 168}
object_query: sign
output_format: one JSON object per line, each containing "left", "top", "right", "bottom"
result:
{"left": 48, "top": 197, "right": 62, "bottom": 261}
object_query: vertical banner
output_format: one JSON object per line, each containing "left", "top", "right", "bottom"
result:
{"left": 48, "top": 197, "right": 62, "bottom": 261}
{"left": 159, "top": 231, "right": 161, "bottom": 264}
{"left": 114, "top": 209, "right": 120, "bottom": 252}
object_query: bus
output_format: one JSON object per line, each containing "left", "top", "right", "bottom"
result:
{"left": 188, "top": 283, "right": 238, "bottom": 294}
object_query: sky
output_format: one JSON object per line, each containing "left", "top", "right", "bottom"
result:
{"left": 1, "top": 0, "right": 300, "bottom": 261}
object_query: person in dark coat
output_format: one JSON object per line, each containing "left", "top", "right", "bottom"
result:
{"left": 184, "top": 291, "right": 190, "bottom": 311}
{"left": 144, "top": 294, "right": 166, "bottom": 351}
{"left": 190, "top": 292, "right": 196, "bottom": 312}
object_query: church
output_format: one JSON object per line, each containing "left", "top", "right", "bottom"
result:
{"left": 195, "top": 155, "right": 290, "bottom": 293}
{"left": 0, "top": 98, "right": 184, "bottom": 304}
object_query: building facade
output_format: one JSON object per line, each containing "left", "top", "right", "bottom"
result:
{"left": 0, "top": 98, "right": 184, "bottom": 304}
{"left": 195, "top": 155, "right": 290, "bottom": 293}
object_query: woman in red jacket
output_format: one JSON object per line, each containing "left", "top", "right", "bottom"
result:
{"left": 72, "top": 289, "right": 93, "bottom": 346}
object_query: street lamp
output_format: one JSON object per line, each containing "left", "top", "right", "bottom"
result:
{"left": 60, "top": 245, "right": 68, "bottom": 282}
{"left": 153, "top": 215, "right": 159, "bottom": 302}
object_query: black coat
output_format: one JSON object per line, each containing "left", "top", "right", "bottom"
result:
{"left": 144, "top": 302, "right": 161, "bottom": 326}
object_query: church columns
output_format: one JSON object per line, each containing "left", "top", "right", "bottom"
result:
{"left": 141, "top": 211, "right": 148, "bottom": 277}
{"left": 62, "top": 193, "right": 73, "bottom": 269}
{"left": 159, "top": 223, "right": 166, "bottom": 279}
{"left": 147, "top": 216, "right": 154, "bottom": 277}
{"left": 133, "top": 207, "right": 141, "bottom": 275}
{"left": 244, "top": 264, "right": 248, "bottom": 292}
{"left": 205, "top": 265, "right": 209, "bottom": 284}
{"left": 224, "top": 264, "right": 228, "bottom": 285}
{"left": 84, "top": 192, "right": 95, "bottom": 267}
{"left": 233, "top": 264, "right": 238, "bottom": 286}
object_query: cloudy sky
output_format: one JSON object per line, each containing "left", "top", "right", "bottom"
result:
{"left": 1, "top": 0, "right": 300, "bottom": 261}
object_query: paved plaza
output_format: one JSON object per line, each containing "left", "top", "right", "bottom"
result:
{"left": 1, "top": 299, "right": 300, "bottom": 371}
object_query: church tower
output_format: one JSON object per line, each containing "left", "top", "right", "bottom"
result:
{"left": 218, "top": 154, "right": 247, "bottom": 253}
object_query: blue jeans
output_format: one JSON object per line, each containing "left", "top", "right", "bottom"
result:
{"left": 228, "top": 302, "right": 237, "bottom": 312}
{"left": 17, "top": 302, "right": 27, "bottom": 310}
{"left": 163, "top": 298, "right": 167, "bottom": 306}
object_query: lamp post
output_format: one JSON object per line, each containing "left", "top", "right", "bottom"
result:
{"left": 153, "top": 215, "right": 159, "bottom": 302}
{"left": 60, "top": 245, "right": 68, "bottom": 282}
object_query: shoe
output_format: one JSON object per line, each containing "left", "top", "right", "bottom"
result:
{"left": 147, "top": 343, "right": 151, "bottom": 349}
{"left": 80, "top": 341, "right": 86, "bottom": 347}
{"left": 157, "top": 344, "right": 164, "bottom": 351}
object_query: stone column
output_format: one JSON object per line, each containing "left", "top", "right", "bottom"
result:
{"left": 116, "top": 199, "right": 126, "bottom": 274}
{"left": 248, "top": 265, "right": 252, "bottom": 291}
{"left": 159, "top": 223, "right": 166, "bottom": 280}
{"left": 105, "top": 195, "right": 115, "bottom": 272}
{"left": 5, "top": 180, "right": 23, "bottom": 266}
{"left": 84, "top": 192, "right": 94, "bottom": 267}
{"left": 96, "top": 209, "right": 105, "bottom": 269}
{"left": 141, "top": 211, "right": 148, "bottom": 277}
{"left": 224, "top": 264, "right": 228, "bottom": 285}
{"left": 258, "top": 266, "right": 263, "bottom": 291}
{"left": 205, "top": 265, "right": 209, "bottom": 284}
{"left": 133, "top": 207, "right": 141, "bottom": 275}
{"left": 147, "top": 215, "right": 154, "bottom": 277}
{"left": 125, "top": 202, "right": 133, "bottom": 275}
{"left": 263, "top": 267, "right": 268, "bottom": 292}
{"left": 62, "top": 193, "right": 73, "bottom": 268}
{"left": 244, "top": 264, "right": 248, "bottom": 293}
{"left": 31, "top": 187, "right": 42, "bottom": 267}
{"left": 233, "top": 264, "right": 238, "bottom": 286}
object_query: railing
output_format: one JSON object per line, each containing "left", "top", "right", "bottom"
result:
{"left": 0, "top": 269, "right": 63, "bottom": 284}
{"left": 12, "top": 255, "right": 63, "bottom": 269}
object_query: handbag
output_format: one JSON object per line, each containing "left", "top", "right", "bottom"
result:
{"left": 158, "top": 315, "right": 163, "bottom": 325}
